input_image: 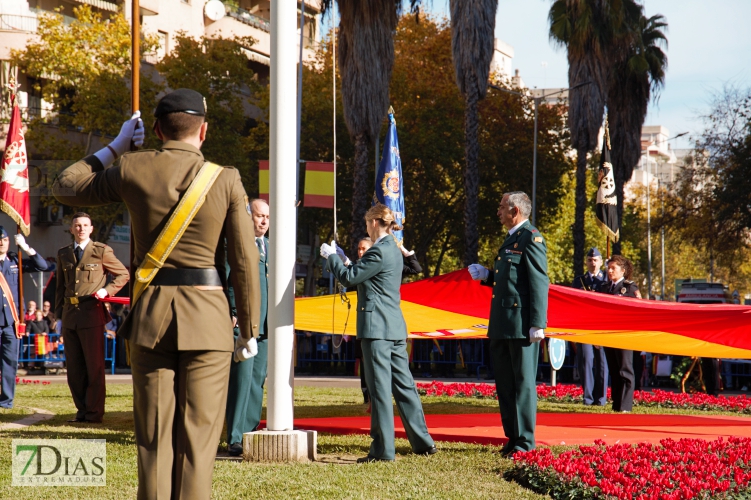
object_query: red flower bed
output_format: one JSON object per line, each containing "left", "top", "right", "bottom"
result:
{"left": 506, "top": 437, "right": 751, "bottom": 499}
{"left": 416, "top": 381, "right": 751, "bottom": 413}
{"left": 15, "top": 378, "right": 51, "bottom": 385}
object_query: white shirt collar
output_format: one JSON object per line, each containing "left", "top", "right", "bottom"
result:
{"left": 374, "top": 234, "right": 390, "bottom": 245}
{"left": 508, "top": 219, "right": 528, "bottom": 236}
{"left": 588, "top": 271, "right": 600, "bottom": 279}
{"left": 75, "top": 239, "right": 91, "bottom": 251}
{"left": 612, "top": 277, "right": 624, "bottom": 286}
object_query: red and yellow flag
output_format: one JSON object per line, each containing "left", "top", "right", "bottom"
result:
{"left": 258, "top": 160, "right": 269, "bottom": 203}
{"left": 303, "top": 162, "right": 334, "bottom": 208}
{"left": 1, "top": 89, "right": 30, "bottom": 235}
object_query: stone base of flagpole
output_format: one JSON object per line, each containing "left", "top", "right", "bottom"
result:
{"left": 241, "top": 429, "right": 317, "bottom": 462}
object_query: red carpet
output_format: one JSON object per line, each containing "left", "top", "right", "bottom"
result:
{"left": 291, "top": 412, "right": 751, "bottom": 446}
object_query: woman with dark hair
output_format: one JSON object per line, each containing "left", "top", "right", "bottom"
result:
{"left": 321, "top": 204, "right": 436, "bottom": 462}
{"left": 597, "top": 254, "right": 641, "bottom": 412}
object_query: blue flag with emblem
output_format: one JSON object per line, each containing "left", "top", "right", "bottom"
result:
{"left": 374, "top": 109, "right": 404, "bottom": 244}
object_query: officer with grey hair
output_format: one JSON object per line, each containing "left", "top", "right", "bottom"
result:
{"left": 467, "top": 191, "right": 549, "bottom": 458}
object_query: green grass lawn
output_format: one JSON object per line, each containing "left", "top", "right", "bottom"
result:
{"left": 1, "top": 382, "right": 750, "bottom": 499}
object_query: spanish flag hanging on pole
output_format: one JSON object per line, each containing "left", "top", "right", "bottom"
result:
{"left": 1, "top": 80, "right": 30, "bottom": 235}
{"left": 303, "top": 162, "right": 334, "bottom": 208}
{"left": 595, "top": 122, "right": 619, "bottom": 242}
{"left": 374, "top": 106, "right": 404, "bottom": 244}
{"left": 258, "top": 160, "right": 269, "bottom": 203}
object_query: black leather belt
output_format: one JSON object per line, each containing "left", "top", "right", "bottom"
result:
{"left": 150, "top": 268, "right": 222, "bottom": 287}
{"left": 65, "top": 295, "right": 97, "bottom": 305}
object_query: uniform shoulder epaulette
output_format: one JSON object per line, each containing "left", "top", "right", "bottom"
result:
{"left": 92, "top": 241, "right": 107, "bottom": 248}
{"left": 57, "top": 244, "right": 73, "bottom": 253}
{"left": 623, "top": 279, "right": 634, "bottom": 285}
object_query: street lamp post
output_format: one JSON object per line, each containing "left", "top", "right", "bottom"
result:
{"left": 489, "top": 82, "right": 589, "bottom": 226}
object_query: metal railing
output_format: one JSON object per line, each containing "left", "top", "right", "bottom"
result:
{"left": 0, "top": 14, "right": 38, "bottom": 33}
{"left": 225, "top": 6, "right": 270, "bottom": 33}
{"left": 18, "top": 332, "right": 118, "bottom": 375}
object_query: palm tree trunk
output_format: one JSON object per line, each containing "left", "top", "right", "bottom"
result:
{"left": 613, "top": 174, "right": 625, "bottom": 255}
{"left": 463, "top": 79, "right": 480, "bottom": 267}
{"left": 350, "top": 132, "right": 370, "bottom": 257}
{"left": 573, "top": 147, "right": 587, "bottom": 276}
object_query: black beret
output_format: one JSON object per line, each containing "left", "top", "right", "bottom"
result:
{"left": 587, "top": 247, "right": 602, "bottom": 258}
{"left": 154, "top": 88, "right": 207, "bottom": 118}
{"left": 0, "top": 226, "right": 7, "bottom": 239}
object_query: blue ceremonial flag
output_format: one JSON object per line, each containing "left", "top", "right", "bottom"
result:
{"left": 374, "top": 110, "right": 404, "bottom": 244}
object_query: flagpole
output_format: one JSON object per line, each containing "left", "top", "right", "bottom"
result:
{"left": 16, "top": 226, "right": 24, "bottom": 335}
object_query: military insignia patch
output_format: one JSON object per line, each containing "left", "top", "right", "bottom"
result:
{"left": 380, "top": 168, "right": 401, "bottom": 200}
{"left": 514, "top": 243, "right": 518, "bottom": 248}
{"left": 534, "top": 236, "right": 543, "bottom": 243}
{"left": 245, "top": 196, "right": 251, "bottom": 215}
{"left": 621, "top": 287, "right": 627, "bottom": 294}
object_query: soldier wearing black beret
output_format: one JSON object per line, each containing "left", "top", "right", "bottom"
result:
{"left": 53, "top": 88, "right": 261, "bottom": 499}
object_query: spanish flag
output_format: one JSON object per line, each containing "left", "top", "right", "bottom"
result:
{"left": 303, "top": 162, "right": 334, "bottom": 209}
{"left": 258, "top": 160, "right": 269, "bottom": 202}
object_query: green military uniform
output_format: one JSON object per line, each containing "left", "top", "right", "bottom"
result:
{"left": 481, "top": 220, "right": 549, "bottom": 452}
{"left": 226, "top": 236, "right": 269, "bottom": 445}
{"left": 53, "top": 141, "right": 261, "bottom": 500}
{"left": 55, "top": 241, "right": 129, "bottom": 422}
{"left": 327, "top": 235, "right": 434, "bottom": 461}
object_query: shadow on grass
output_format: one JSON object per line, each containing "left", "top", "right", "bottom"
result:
{"left": 1, "top": 411, "right": 136, "bottom": 444}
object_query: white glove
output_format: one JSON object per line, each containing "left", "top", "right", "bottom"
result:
{"left": 234, "top": 337, "right": 258, "bottom": 362}
{"left": 529, "top": 328, "right": 545, "bottom": 343}
{"left": 110, "top": 111, "right": 144, "bottom": 155}
{"left": 468, "top": 264, "right": 489, "bottom": 281}
{"left": 400, "top": 245, "right": 414, "bottom": 257}
{"left": 14, "top": 234, "right": 34, "bottom": 254}
{"left": 334, "top": 241, "right": 351, "bottom": 266}
{"left": 320, "top": 242, "right": 336, "bottom": 259}
{"left": 94, "top": 289, "right": 108, "bottom": 299}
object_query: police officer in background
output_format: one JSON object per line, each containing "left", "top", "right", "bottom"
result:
{"left": 0, "top": 228, "right": 48, "bottom": 408}
{"left": 572, "top": 247, "right": 608, "bottom": 406}
{"left": 225, "top": 198, "right": 270, "bottom": 456}
{"left": 596, "top": 254, "right": 641, "bottom": 412}
{"left": 53, "top": 89, "right": 261, "bottom": 499}
{"left": 55, "top": 212, "right": 129, "bottom": 423}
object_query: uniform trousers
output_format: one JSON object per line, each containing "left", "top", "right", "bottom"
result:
{"left": 604, "top": 347, "right": 635, "bottom": 412}
{"left": 361, "top": 339, "right": 434, "bottom": 460}
{"left": 131, "top": 322, "right": 231, "bottom": 500}
{"left": 0, "top": 325, "right": 19, "bottom": 408}
{"left": 226, "top": 336, "right": 268, "bottom": 445}
{"left": 63, "top": 325, "right": 106, "bottom": 421}
{"left": 490, "top": 338, "right": 540, "bottom": 452}
{"left": 576, "top": 343, "right": 608, "bottom": 406}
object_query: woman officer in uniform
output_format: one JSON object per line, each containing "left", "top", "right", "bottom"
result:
{"left": 597, "top": 254, "right": 641, "bottom": 412}
{"left": 321, "top": 204, "right": 436, "bottom": 462}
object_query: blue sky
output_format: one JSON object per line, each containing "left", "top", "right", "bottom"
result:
{"left": 428, "top": 0, "right": 751, "bottom": 150}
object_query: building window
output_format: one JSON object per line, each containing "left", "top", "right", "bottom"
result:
{"left": 156, "top": 31, "right": 168, "bottom": 60}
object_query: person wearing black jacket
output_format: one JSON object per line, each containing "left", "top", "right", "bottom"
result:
{"left": 596, "top": 255, "right": 641, "bottom": 412}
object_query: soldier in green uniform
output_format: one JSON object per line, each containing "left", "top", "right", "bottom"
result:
{"left": 53, "top": 89, "right": 261, "bottom": 499}
{"left": 468, "top": 191, "right": 549, "bottom": 457}
{"left": 225, "top": 198, "right": 269, "bottom": 456}
{"left": 321, "top": 204, "right": 436, "bottom": 462}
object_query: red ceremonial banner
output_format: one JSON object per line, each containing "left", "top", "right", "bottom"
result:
{"left": 1, "top": 95, "right": 30, "bottom": 235}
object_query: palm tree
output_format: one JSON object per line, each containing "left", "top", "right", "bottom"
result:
{"left": 549, "top": 0, "right": 632, "bottom": 276}
{"left": 448, "top": 0, "right": 498, "bottom": 266}
{"left": 608, "top": 13, "right": 668, "bottom": 255}
{"left": 321, "top": 1, "right": 421, "bottom": 255}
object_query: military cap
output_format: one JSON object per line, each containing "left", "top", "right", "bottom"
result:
{"left": 587, "top": 247, "right": 602, "bottom": 258}
{"left": 0, "top": 226, "right": 8, "bottom": 239}
{"left": 154, "top": 88, "right": 207, "bottom": 118}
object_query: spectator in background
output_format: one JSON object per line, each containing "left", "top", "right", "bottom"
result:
{"left": 572, "top": 247, "right": 608, "bottom": 406}
{"left": 42, "top": 301, "right": 56, "bottom": 332}
{"left": 596, "top": 255, "right": 641, "bottom": 413}
{"left": 24, "top": 300, "right": 37, "bottom": 322}
{"left": 28, "top": 309, "right": 49, "bottom": 337}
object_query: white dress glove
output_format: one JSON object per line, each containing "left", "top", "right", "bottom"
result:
{"left": 320, "top": 242, "right": 336, "bottom": 259}
{"left": 334, "top": 241, "right": 351, "bottom": 266}
{"left": 529, "top": 328, "right": 545, "bottom": 343}
{"left": 234, "top": 337, "right": 258, "bottom": 362}
{"left": 468, "top": 264, "right": 489, "bottom": 281}
{"left": 400, "top": 245, "right": 414, "bottom": 257}
{"left": 94, "top": 111, "right": 144, "bottom": 167}
{"left": 14, "top": 234, "right": 34, "bottom": 254}
{"left": 94, "top": 289, "right": 108, "bottom": 299}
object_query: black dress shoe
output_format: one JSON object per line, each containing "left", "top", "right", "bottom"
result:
{"left": 415, "top": 445, "right": 438, "bottom": 456}
{"left": 500, "top": 447, "right": 520, "bottom": 459}
{"left": 67, "top": 418, "right": 85, "bottom": 423}
{"left": 228, "top": 443, "right": 243, "bottom": 457}
{"left": 356, "top": 455, "right": 394, "bottom": 463}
